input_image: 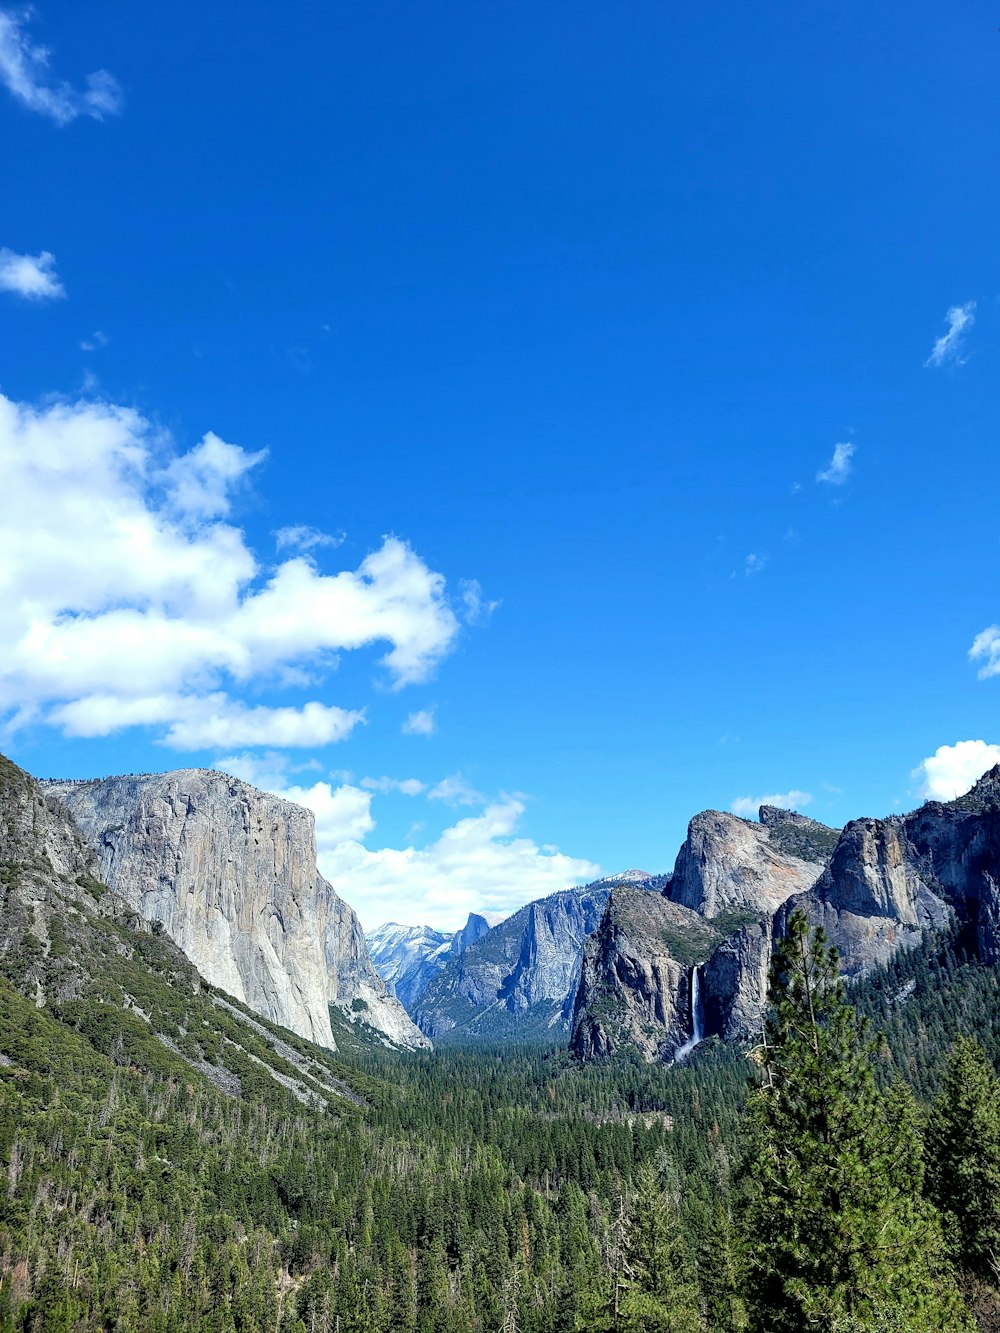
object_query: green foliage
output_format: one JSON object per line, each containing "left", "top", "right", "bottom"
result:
{"left": 926, "top": 1036, "right": 1000, "bottom": 1284}
{"left": 741, "top": 911, "right": 972, "bottom": 1332}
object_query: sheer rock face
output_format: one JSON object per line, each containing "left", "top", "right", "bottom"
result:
{"left": 43, "top": 770, "right": 428, "bottom": 1051}
{"left": 702, "top": 916, "right": 773, "bottom": 1044}
{"left": 572, "top": 810, "right": 839, "bottom": 1062}
{"left": 779, "top": 817, "right": 952, "bottom": 976}
{"left": 667, "top": 811, "right": 825, "bottom": 918}
{"left": 570, "top": 889, "right": 710, "bottom": 1062}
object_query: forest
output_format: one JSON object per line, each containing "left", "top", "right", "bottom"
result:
{"left": 2, "top": 909, "right": 1000, "bottom": 1331}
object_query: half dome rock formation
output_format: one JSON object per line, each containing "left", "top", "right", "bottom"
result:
{"left": 367, "top": 912, "right": 493, "bottom": 1011}
{"left": 43, "top": 769, "right": 428, "bottom": 1051}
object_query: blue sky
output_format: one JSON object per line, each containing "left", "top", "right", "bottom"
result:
{"left": 2, "top": 1, "right": 999, "bottom": 929}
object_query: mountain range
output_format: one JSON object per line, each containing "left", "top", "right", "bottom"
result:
{"left": 10, "top": 752, "right": 1000, "bottom": 1070}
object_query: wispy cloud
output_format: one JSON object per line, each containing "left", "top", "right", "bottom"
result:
{"left": 459, "top": 578, "right": 499, "bottom": 625}
{"left": 361, "top": 775, "right": 426, "bottom": 796}
{"left": 427, "top": 773, "right": 484, "bottom": 806}
{"left": 969, "top": 625, "right": 1000, "bottom": 679}
{"left": 731, "top": 790, "right": 812, "bottom": 818}
{"left": 744, "top": 552, "right": 767, "bottom": 577}
{"left": 0, "top": 8, "right": 122, "bottom": 124}
{"left": 817, "top": 441, "right": 855, "bottom": 486}
{"left": 925, "top": 302, "right": 975, "bottom": 368}
{"left": 80, "top": 330, "right": 107, "bottom": 351}
{"left": 402, "top": 707, "right": 436, "bottom": 737}
{"left": 0, "top": 247, "right": 63, "bottom": 300}
{"left": 914, "top": 740, "right": 1000, "bottom": 801}
{"left": 274, "top": 524, "right": 345, "bottom": 554}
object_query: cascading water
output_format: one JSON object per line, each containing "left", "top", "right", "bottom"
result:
{"left": 672, "top": 965, "right": 704, "bottom": 1064}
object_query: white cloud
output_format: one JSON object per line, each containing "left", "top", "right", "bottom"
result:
{"left": 744, "top": 552, "right": 767, "bottom": 577}
{"left": 914, "top": 740, "right": 1000, "bottom": 801}
{"left": 816, "top": 442, "right": 855, "bottom": 486}
{"left": 275, "top": 525, "right": 345, "bottom": 554}
{"left": 80, "top": 330, "right": 108, "bottom": 351}
{"left": 0, "top": 391, "right": 461, "bottom": 749}
{"left": 0, "top": 9, "right": 122, "bottom": 124}
{"left": 460, "top": 578, "right": 499, "bottom": 624}
{"left": 211, "top": 757, "right": 597, "bottom": 931}
{"left": 280, "top": 780, "right": 376, "bottom": 847}
{"left": 0, "top": 247, "right": 63, "bottom": 300}
{"left": 317, "top": 796, "right": 599, "bottom": 931}
{"left": 969, "top": 625, "right": 1000, "bottom": 680}
{"left": 731, "top": 790, "right": 813, "bottom": 818}
{"left": 361, "top": 775, "right": 426, "bottom": 796}
{"left": 163, "top": 432, "right": 266, "bottom": 520}
{"left": 427, "top": 773, "right": 484, "bottom": 806}
{"left": 402, "top": 707, "right": 436, "bottom": 736}
{"left": 925, "top": 302, "right": 975, "bottom": 368}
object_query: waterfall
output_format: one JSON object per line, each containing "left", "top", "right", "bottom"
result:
{"left": 672, "top": 965, "right": 703, "bottom": 1064}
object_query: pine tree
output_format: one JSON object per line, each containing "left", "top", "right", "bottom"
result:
{"left": 741, "top": 910, "right": 971, "bottom": 1332}
{"left": 925, "top": 1035, "right": 1000, "bottom": 1283}
{"left": 617, "top": 1161, "right": 705, "bottom": 1332}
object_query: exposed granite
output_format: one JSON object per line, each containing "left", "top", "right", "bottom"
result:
{"left": 44, "top": 770, "right": 428, "bottom": 1051}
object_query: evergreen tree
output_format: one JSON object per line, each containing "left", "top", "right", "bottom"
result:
{"left": 617, "top": 1162, "right": 705, "bottom": 1332}
{"left": 925, "top": 1035, "right": 1000, "bottom": 1283}
{"left": 741, "top": 910, "right": 971, "bottom": 1332}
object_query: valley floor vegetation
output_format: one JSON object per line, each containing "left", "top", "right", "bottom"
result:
{"left": 3, "top": 912, "right": 1000, "bottom": 1332}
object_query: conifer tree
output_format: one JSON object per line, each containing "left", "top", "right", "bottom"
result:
{"left": 925, "top": 1035, "right": 1000, "bottom": 1283}
{"left": 617, "top": 1161, "right": 705, "bottom": 1332}
{"left": 741, "top": 910, "right": 971, "bottom": 1332}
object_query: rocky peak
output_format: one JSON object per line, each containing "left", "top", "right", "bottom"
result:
{"left": 941, "top": 764, "right": 1000, "bottom": 813}
{"left": 43, "top": 768, "right": 428, "bottom": 1052}
{"left": 668, "top": 809, "right": 824, "bottom": 918}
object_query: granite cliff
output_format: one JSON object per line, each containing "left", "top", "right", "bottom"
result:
{"left": 44, "top": 769, "right": 428, "bottom": 1051}
{"left": 573, "top": 774, "right": 1000, "bottom": 1064}
{"left": 571, "top": 806, "right": 840, "bottom": 1062}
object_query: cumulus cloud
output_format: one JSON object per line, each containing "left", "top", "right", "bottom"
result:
{"left": 817, "top": 442, "right": 855, "bottom": 486}
{"left": 914, "top": 740, "right": 1000, "bottom": 801}
{"left": 211, "top": 756, "right": 597, "bottom": 930}
{"left": 731, "top": 790, "right": 812, "bottom": 818}
{"left": 0, "top": 8, "right": 122, "bottom": 124}
{"left": 402, "top": 708, "right": 436, "bottom": 736}
{"left": 0, "top": 247, "right": 63, "bottom": 299}
{"left": 969, "top": 626, "right": 1000, "bottom": 680}
{"left": 925, "top": 302, "right": 975, "bottom": 368}
{"left": 317, "top": 796, "right": 599, "bottom": 931}
{"left": 0, "top": 391, "right": 461, "bottom": 750}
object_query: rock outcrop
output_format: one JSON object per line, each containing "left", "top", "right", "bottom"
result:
{"left": 44, "top": 769, "right": 428, "bottom": 1051}
{"left": 414, "top": 877, "right": 662, "bottom": 1042}
{"left": 573, "top": 776, "right": 1000, "bottom": 1064}
{"left": 667, "top": 810, "right": 825, "bottom": 918}
{"left": 571, "top": 808, "right": 840, "bottom": 1062}
{"left": 570, "top": 889, "right": 717, "bottom": 1062}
